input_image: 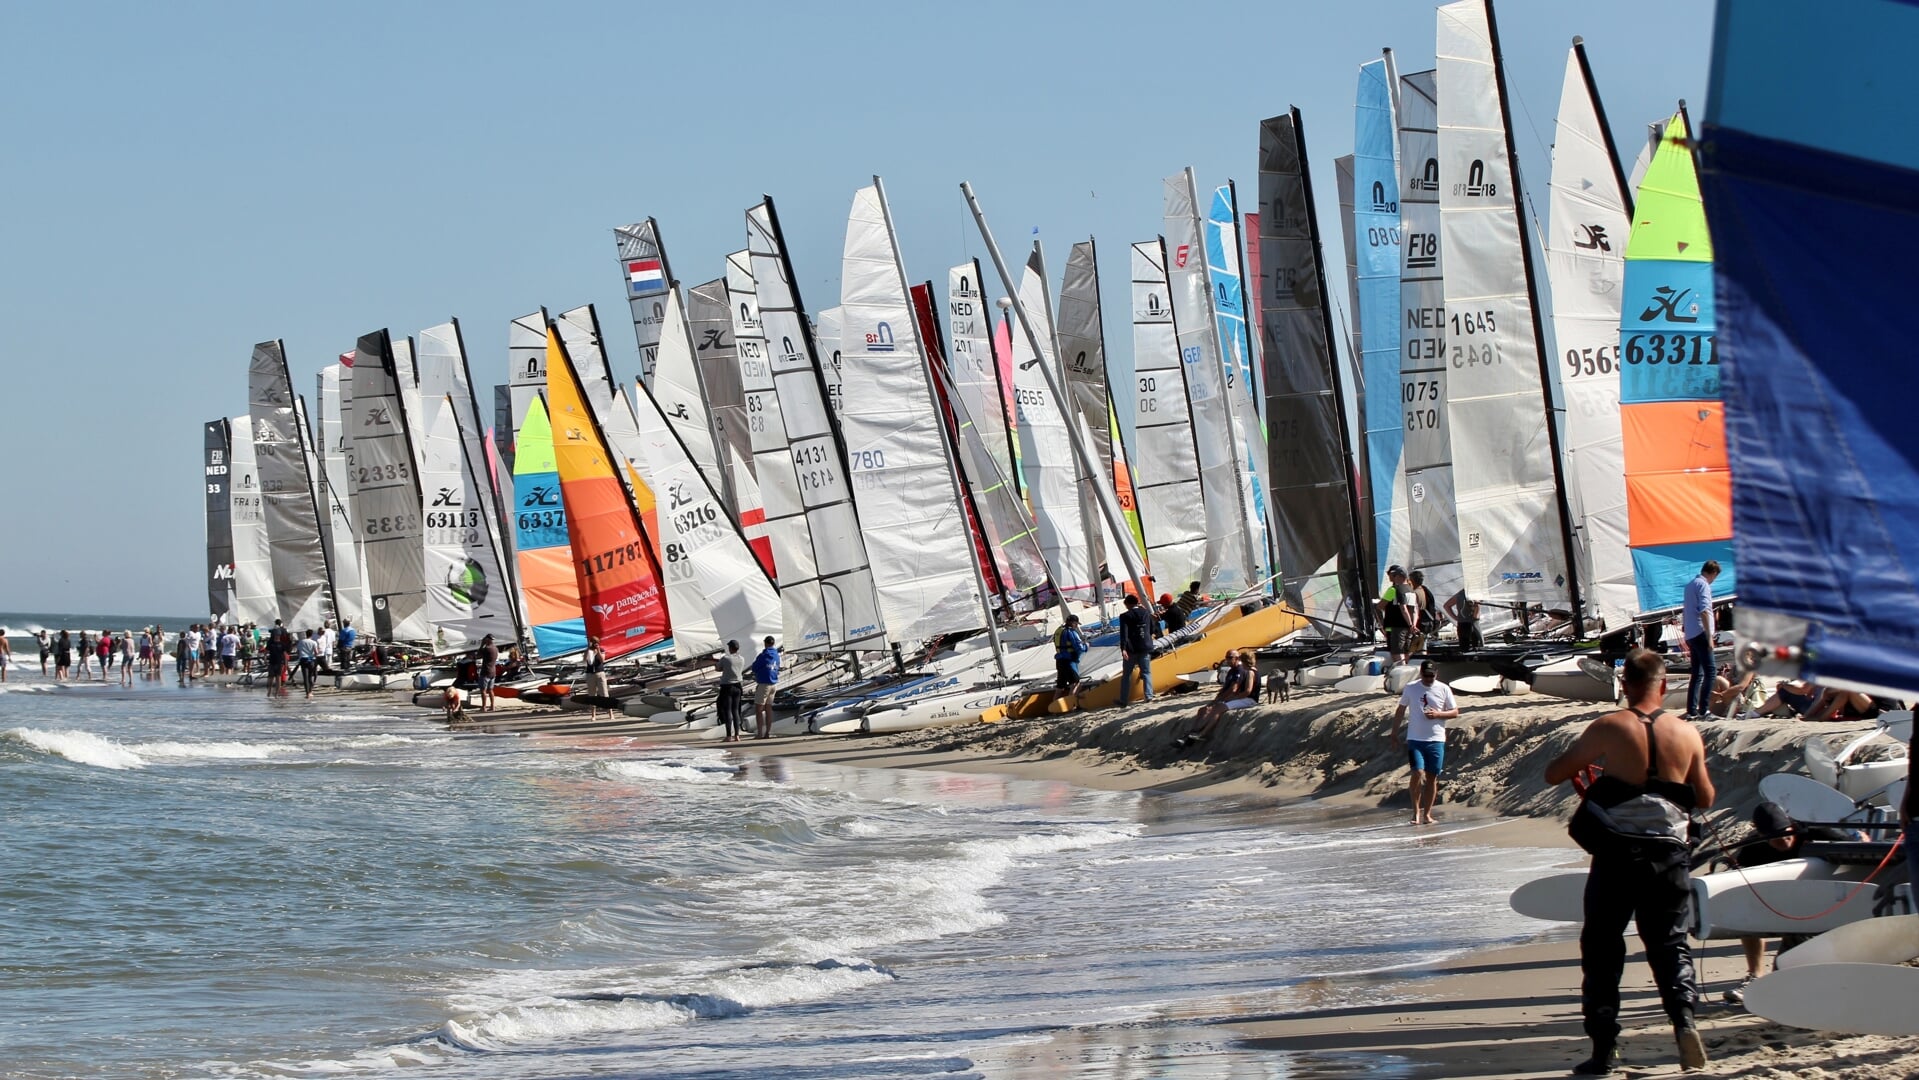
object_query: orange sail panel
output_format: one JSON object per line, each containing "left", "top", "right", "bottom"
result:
{"left": 544, "top": 326, "right": 669, "bottom": 658}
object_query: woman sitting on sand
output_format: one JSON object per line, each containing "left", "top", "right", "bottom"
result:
{"left": 1173, "top": 651, "right": 1256, "bottom": 749}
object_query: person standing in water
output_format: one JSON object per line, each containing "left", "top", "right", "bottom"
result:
{"left": 0, "top": 629, "right": 11, "bottom": 683}
{"left": 1391, "top": 661, "right": 1460, "bottom": 825}
{"left": 581, "top": 637, "right": 608, "bottom": 719}
{"left": 118, "top": 631, "right": 134, "bottom": 686}
{"left": 1546, "top": 648, "right": 1715, "bottom": 1074}
{"left": 715, "top": 639, "right": 747, "bottom": 743}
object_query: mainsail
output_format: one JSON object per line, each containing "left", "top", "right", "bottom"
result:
{"left": 1208, "top": 184, "right": 1276, "bottom": 587}
{"left": 420, "top": 392, "right": 519, "bottom": 653}
{"left": 1620, "top": 110, "right": 1731, "bottom": 614}
{"left": 1126, "top": 239, "right": 1208, "bottom": 594}
{"left": 507, "top": 310, "right": 549, "bottom": 466}
{"left": 837, "top": 180, "right": 986, "bottom": 641}
{"left": 1165, "top": 168, "right": 1256, "bottom": 593}
{"left": 643, "top": 282, "right": 725, "bottom": 501}
{"left": 1701, "top": 0, "right": 1918, "bottom": 693}
{"left": 747, "top": 197, "right": 886, "bottom": 651}
{"left": 1256, "top": 111, "right": 1367, "bottom": 625}
{"left": 614, "top": 218, "right": 673, "bottom": 387}
{"left": 511, "top": 395, "right": 587, "bottom": 658}
{"left": 1396, "top": 68, "right": 1467, "bottom": 607}
{"left": 317, "top": 365, "right": 369, "bottom": 630}
{"left": 1356, "top": 56, "right": 1408, "bottom": 596}
{"left": 694, "top": 269, "right": 774, "bottom": 577}
{"left": 248, "top": 340, "right": 336, "bottom": 629}
{"left": 815, "top": 306, "right": 845, "bottom": 416}
{"left": 227, "top": 415, "right": 278, "bottom": 627}
{"left": 947, "top": 261, "right": 1019, "bottom": 503}
{"left": 1010, "top": 243, "right": 1095, "bottom": 592}
{"left": 347, "top": 330, "right": 430, "bottom": 643}
{"left": 417, "top": 320, "right": 519, "bottom": 636}
{"left": 1057, "top": 240, "right": 1144, "bottom": 558}
{"left": 204, "top": 419, "right": 236, "bottom": 622}
{"left": 545, "top": 325, "right": 669, "bottom": 659}
{"left": 1435, "top": 0, "right": 1578, "bottom": 615}
{"left": 1545, "top": 39, "right": 1636, "bottom": 630}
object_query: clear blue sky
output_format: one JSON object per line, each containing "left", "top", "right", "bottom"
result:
{"left": 0, "top": 0, "right": 1711, "bottom": 616}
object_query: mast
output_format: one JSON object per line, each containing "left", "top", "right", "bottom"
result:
{"left": 1292, "top": 108, "right": 1373, "bottom": 633}
{"left": 962, "top": 182, "right": 1151, "bottom": 605}
{"left": 1486, "top": 0, "right": 1586, "bottom": 635}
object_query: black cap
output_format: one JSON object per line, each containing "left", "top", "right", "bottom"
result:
{"left": 1388, "top": 564, "right": 1405, "bottom": 576}
{"left": 1752, "top": 801, "right": 1793, "bottom": 838}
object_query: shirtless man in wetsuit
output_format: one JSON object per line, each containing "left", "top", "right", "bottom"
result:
{"left": 1545, "top": 648, "right": 1716, "bottom": 1074}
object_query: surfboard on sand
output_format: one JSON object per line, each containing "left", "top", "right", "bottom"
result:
{"left": 978, "top": 604, "right": 1306, "bottom": 723}
{"left": 1694, "top": 877, "right": 1880, "bottom": 939}
{"left": 1510, "top": 871, "right": 1588, "bottom": 922}
{"left": 1776, "top": 914, "right": 1919, "bottom": 970}
{"left": 1745, "top": 962, "right": 1919, "bottom": 1035}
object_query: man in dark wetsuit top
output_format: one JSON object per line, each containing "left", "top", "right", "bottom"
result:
{"left": 1545, "top": 648, "right": 1716, "bottom": 1074}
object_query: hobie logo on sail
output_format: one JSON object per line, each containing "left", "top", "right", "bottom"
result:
{"left": 522, "top": 485, "right": 561, "bottom": 508}
{"left": 865, "top": 322, "right": 896, "bottom": 352}
{"left": 697, "top": 328, "right": 728, "bottom": 352}
{"left": 1573, "top": 224, "right": 1613, "bottom": 252}
{"left": 431, "top": 487, "right": 461, "bottom": 507}
{"left": 1638, "top": 285, "right": 1701, "bottom": 324}
{"left": 364, "top": 407, "right": 392, "bottom": 427}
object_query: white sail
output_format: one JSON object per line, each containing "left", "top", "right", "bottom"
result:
{"left": 416, "top": 321, "right": 518, "bottom": 635}
{"left": 815, "top": 305, "right": 845, "bottom": 417}
{"left": 317, "top": 364, "right": 370, "bottom": 630}
{"left": 1397, "top": 69, "right": 1466, "bottom": 603}
{"left": 1128, "top": 239, "right": 1210, "bottom": 595}
{"left": 248, "top": 341, "right": 335, "bottom": 630}
{"left": 1546, "top": 41, "right": 1635, "bottom": 632}
{"left": 1165, "top": 168, "right": 1256, "bottom": 594}
{"left": 1207, "top": 185, "right": 1276, "bottom": 585}
{"left": 1010, "top": 243, "right": 1095, "bottom": 592}
{"left": 420, "top": 393, "right": 518, "bottom": 653}
{"left": 630, "top": 375, "right": 782, "bottom": 660}
{"left": 614, "top": 218, "right": 673, "bottom": 387}
{"left": 507, "top": 310, "right": 548, "bottom": 447}
{"left": 837, "top": 181, "right": 986, "bottom": 642}
{"left": 947, "top": 261, "right": 1018, "bottom": 502}
{"left": 717, "top": 255, "right": 779, "bottom": 580}
{"left": 1056, "top": 239, "right": 1140, "bottom": 580}
{"left": 226, "top": 415, "right": 279, "bottom": 628}
{"left": 349, "top": 330, "right": 432, "bottom": 643}
{"left": 746, "top": 200, "right": 887, "bottom": 650}
{"left": 1436, "top": 0, "right": 1571, "bottom": 608}
{"left": 645, "top": 286, "right": 726, "bottom": 500}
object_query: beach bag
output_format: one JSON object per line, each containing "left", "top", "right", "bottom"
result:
{"left": 1567, "top": 708, "right": 1698, "bottom": 868}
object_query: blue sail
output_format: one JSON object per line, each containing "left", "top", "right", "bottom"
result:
{"left": 1206, "top": 184, "right": 1273, "bottom": 584}
{"left": 1703, "top": 0, "right": 1919, "bottom": 693}
{"left": 1354, "top": 57, "right": 1403, "bottom": 589}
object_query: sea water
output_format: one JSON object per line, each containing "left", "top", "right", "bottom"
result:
{"left": 1, "top": 621, "right": 1570, "bottom": 1079}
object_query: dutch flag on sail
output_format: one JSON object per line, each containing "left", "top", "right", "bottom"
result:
{"left": 626, "top": 259, "right": 666, "bottom": 296}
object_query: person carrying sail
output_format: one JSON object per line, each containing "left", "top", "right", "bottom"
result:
{"left": 1545, "top": 648, "right": 1715, "bottom": 1074}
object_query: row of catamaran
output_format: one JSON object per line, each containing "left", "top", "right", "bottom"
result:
{"left": 199, "top": 0, "right": 1734, "bottom": 722}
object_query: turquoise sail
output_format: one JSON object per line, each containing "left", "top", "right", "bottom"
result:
{"left": 1354, "top": 57, "right": 1404, "bottom": 590}
{"left": 1206, "top": 184, "right": 1274, "bottom": 584}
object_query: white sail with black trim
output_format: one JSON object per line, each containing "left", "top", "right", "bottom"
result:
{"left": 249, "top": 340, "right": 336, "bottom": 629}
{"left": 227, "top": 415, "right": 278, "bottom": 628}
{"left": 349, "top": 329, "right": 432, "bottom": 643}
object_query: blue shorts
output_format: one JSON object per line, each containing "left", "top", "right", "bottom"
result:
{"left": 1407, "top": 740, "right": 1445, "bottom": 775}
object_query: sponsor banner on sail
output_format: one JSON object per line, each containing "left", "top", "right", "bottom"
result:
{"left": 614, "top": 219, "right": 672, "bottom": 387}
{"left": 545, "top": 326, "right": 669, "bottom": 659}
{"left": 248, "top": 340, "right": 335, "bottom": 630}
{"left": 1436, "top": 0, "right": 1571, "bottom": 607}
{"left": 1396, "top": 69, "right": 1466, "bottom": 606}
{"left": 1703, "top": 0, "right": 1919, "bottom": 693}
{"left": 1546, "top": 42, "right": 1636, "bottom": 630}
{"left": 1256, "top": 114, "right": 1364, "bottom": 621}
{"left": 227, "top": 415, "right": 278, "bottom": 628}
{"left": 204, "top": 419, "right": 236, "bottom": 621}
{"left": 1010, "top": 244, "right": 1095, "bottom": 592}
{"left": 1621, "top": 111, "right": 1732, "bottom": 614}
{"left": 748, "top": 198, "right": 887, "bottom": 650}
{"left": 1356, "top": 57, "right": 1408, "bottom": 593}
{"left": 1127, "top": 240, "right": 1208, "bottom": 594}
{"left": 348, "top": 330, "right": 431, "bottom": 643}
{"left": 1165, "top": 168, "right": 1255, "bottom": 594}
{"left": 838, "top": 182, "right": 986, "bottom": 642}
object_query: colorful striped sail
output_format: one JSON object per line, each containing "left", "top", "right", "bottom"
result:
{"left": 511, "top": 396, "right": 586, "bottom": 657}
{"left": 545, "top": 325, "right": 669, "bottom": 659}
{"left": 1355, "top": 55, "right": 1407, "bottom": 596}
{"left": 1619, "top": 110, "right": 1732, "bottom": 614}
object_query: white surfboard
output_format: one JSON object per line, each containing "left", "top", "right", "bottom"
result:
{"left": 1775, "top": 914, "right": 1919, "bottom": 970}
{"left": 1745, "top": 962, "right": 1919, "bottom": 1035}
{"left": 1451, "top": 674, "right": 1503, "bottom": 695}
{"left": 1299, "top": 663, "right": 1351, "bottom": 687}
{"left": 1510, "top": 872, "right": 1588, "bottom": 922}
{"left": 1695, "top": 877, "right": 1880, "bottom": 939}
{"left": 645, "top": 710, "right": 689, "bottom": 727}
{"left": 1758, "top": 772, "right": 1860, "bottom": 823}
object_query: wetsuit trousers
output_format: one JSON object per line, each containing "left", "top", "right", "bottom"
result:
{"left": 717, "top": 683, "right": 744, "bottom": 739}
{"left": 1686, "top": 633, "right": 1715, "bottom": 717}
{"left": 1580, "top": 854, "right": 1696, "bottom": 1044}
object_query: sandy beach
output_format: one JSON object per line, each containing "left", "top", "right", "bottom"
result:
{"left": 628, "top": 681, "right": 1917, "bottom": 1078}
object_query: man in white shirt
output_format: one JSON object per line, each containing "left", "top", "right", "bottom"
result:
{"left": 1392, "top": 660, "right": 1461, "bottom": 825}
